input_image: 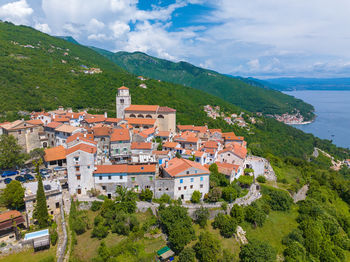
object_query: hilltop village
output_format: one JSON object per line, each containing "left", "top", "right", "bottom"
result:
{"left": 0, "top": 86, "right": 275, "bottom": 260}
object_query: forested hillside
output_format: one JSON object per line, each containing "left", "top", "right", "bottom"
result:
{"left": 0, "top": 21, "right": 348, "bottom": 161}
{"left": 92, "top": 48, "right": 315, "bottom": 120}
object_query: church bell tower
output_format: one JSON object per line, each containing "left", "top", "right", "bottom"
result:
{"left": 116, "top": 86, "right": 131, "bottom": 119}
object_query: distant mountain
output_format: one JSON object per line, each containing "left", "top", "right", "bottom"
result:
{"left": 91, "top": 48, "right": 315, "bottom": 120}
{"left": 56, "top": 36, "right": 80, "bottom": 45}
{"left": 264, "top": 78, "right": 350, "bottom": 91}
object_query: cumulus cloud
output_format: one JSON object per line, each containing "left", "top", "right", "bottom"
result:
{"left": 0, "top": 0, "right": 33, "bottom": 25}
{"left": 110, "top": 21, "right": 130, "bottom": 38}
{"left": 34, "top": 22, "right": 51, "bottom": 33}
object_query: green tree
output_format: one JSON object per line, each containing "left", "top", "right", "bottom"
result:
{"left": 0, "top": 134, "right": 26, "bottom": 169}
{"left": 266, "top": 189, "right": 293, "bottom": 211}
{"left": 191, "top": 190, "right": 201, "bottom": 203}
{"left": 283, "top": 241, "right": 306, "bottom": 262}
{"left": 256, "top": 176, "right": 266, "bottom": 183}
{"left": 212, "top": 213, "right": 237, "bottom": 238}
{"left": 139, "top": 188, "right": 153, "bottom": 202}
{"left": 194, "top": 207, "right": 209, "bottom": 228}
{"left": 230, "top": 204, "right": 244, "bottom": 223}
{"left": 244, "top": 204, "right": 266, "bottom": 227}
{"left": 30, "top": 148, "right": 45, "bottom": 160}
{"left": 239, "top": 239, "right": 276, "bottom": 262}
{"left": 238, "top": 175, "right": 254, "bottom": 188}
{"left": 208, "top": 187, "right": 222, "bottom": 202}
{"left": 222, "top": 187, "right": 237, "bottom": 203}
{"left": 194, "top": 231, "right": 221, "bottom": 262}
{"left": 2, "top": 180, "right": 24, "bottom": 209}
{"left": 176, "top": 152, "right": 182, "bottom": 158}
{"left": 179, "top": 247, "right": 195, "bottom": 262}
{"left": 33, "top": 160, "right": 50, "bottom": 228}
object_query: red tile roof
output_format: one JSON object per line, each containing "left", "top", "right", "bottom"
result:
{"left": 94, "top": 164, "right": 156, "bottom": 174}
{"left": 110, "top": 128, "right": 130, "bottom": 142}
{"left": 157, "top": 131, "right": 170, "bottom": 137}
{"left": 126, "top": 118, "right": 156, "bottom": 125}
{"left": 92, "top": 126, "right": 111, "bottom": 137}
{"left": 0, "top": 210, "right": 23, "bottom": 223}
{"left": 118, "top": 86, "right": 129, "bottom": 90}
{"left": 66, "top": 143, "right": 97, "bottom": 155}
{"left": 26, "top": 119, "right": 44, "bottom": 125}
{"left": 131, "top": 142, "right": 152, "bottom": 150}
{"left": 203, "top": 140, "right": 218, "bottom": 149}
{"left": 46, "top": 121, "right": 62, "bottom": 129}
{"left": 163, "top": 158, "right": 209, "bottom": 177}
{"left": 158, "top": 106, "right": 176, "bottom": 112}
{"left": 44, "top": 146, "right": 66, "bottom": 162}
{"left": 125, "top": 105, "right": 159, "bottom": 112}
{"left": 163, "top": 142, "right": 179, "bottom": 148}
{"left": 219, "top": 142, "right": 247, "bottom": 159}
{"left": 105, "top": 118, "right": 122, "bottom": 123}
{"left": 215, "top": 161, "right": 240, "bottom": 175}
{"left": 66, "top": 133, "right": 96, "bottom": 144}
{"left": 152, "top": 150, "right": 169, "bottom": 155}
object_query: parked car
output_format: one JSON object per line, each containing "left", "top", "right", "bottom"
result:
{"left": 53, "top": 166, "right": 66, "bottom": 171}
{"left": 2, "top": 171, "right": 19, "bottom": 177}
{"left": 15, "top": 176, "right": 26, "bottom": 182}
{"left": 24, "top": 174, "right": 35, "bottom": 181}
{"left": 4, "top": 178, "right": 12, "bottom": 184}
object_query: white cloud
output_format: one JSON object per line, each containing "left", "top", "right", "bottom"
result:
{"left": 34, "top": 22, "right": 51, "bottom": 33}
{"left": 87, "top": 18, "right": 105, "bottom": 33}
{"left": 88, "top": 33, "right": 109, "bottom": 41}
{"left": 0, "top": 0, "right": 33, "bottom": 25}
{"left": 110, "top": 20, "right": 130, "bottom": 38}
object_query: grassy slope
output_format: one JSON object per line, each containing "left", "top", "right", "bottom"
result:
{"left": 0, "top": 247, "right": 56, "bottom": 262}
{"left": 92, "top": 48, "right": 315, "bottom": 120}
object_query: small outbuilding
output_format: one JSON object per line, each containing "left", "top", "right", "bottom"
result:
{"left": 156, "top": 246, "right": 174, "bottom": 261}
{"left": 24, "top": 229, "right": 50, "bottom": 251}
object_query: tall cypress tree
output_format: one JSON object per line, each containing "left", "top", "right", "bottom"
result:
{"left": 33, "top": 160, "right": 50, "bottom": 228}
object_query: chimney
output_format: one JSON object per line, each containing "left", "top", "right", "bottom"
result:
{"left": 104, "top": 112, "right": 107, "bottom": 118}
{"left": 164, "top": 160, "right": 168, "bottom": 168}
{"left": 77, "top": 137, "right": 80, "bottom": 141}
{"left": 83, "top": 133, "right": 86, "bottom": 138}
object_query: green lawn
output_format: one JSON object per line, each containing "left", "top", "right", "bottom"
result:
{"left": 0, "top": 247, "right": 56, "bottom": 262}
{"left": 243, "top": 205, "right": 299, "bottom": 255}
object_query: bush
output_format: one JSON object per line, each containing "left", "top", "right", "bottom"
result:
{"left": 230, "top": 204, "right": 244, "bottom": 223}
{"left": 240, "top": 239, "right": 276, "bottom": 262}
{"left": 194, "top": 207, "right": 209, "bottom": 228}
{"left": 179, "top": 247, "right": 196, "bottom": 262}
{"left": 256, "top": 176, "right": 266, "bottom": 183}
{"left": 154, "top": 194, "right": 171, "bottom": 204}
{"left": 91, "top": 201, "right": 103, "bottom": 211}
{"left": 222, "top": 187, "right": 237, "bottom": 203}
{"left": 191, "top": 190, "right": 201, "bottom": 203}
{"left": 238, "top": 175, "right": 254, "bottom": 187}
{"left": 92, "top": 223, "right": 109, "bottom": 239}
{"left": 208, "top": 187, "right": 222, "bottom": 202}
{"left": 244, "top": 204, "right": 266, "bottom": 227}
{"left": 212, "top": 213, "right": 237, "bottom": 238}
{"left": 266, "top": 189, "right": 293, "bottom": 211}
{"left": 139, "top": 189, "right": 153, "bottom": 202}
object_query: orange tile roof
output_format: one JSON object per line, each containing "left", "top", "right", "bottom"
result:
{"left": 26, "top": 119, "right": 44, "bottom": 125}
{"left": 209, "top": 129, "right": 222, "bottom": 134}
{"left": 92, "top": 126, "right": 111, "bottom": 137}
{"left": 55, "top": 124, "right": 80, "bottom": 133}
{"left": 131, "top": 142, "right": 152, "bottom": 150}
{"left": 94, "top": 164, "right": 156, "bottom": 174}
{"left": 174, "top": 135, "right": 199, "bottom": 143}
{"left": 0, "top": 210, "right": 22, "bottom": 223}
{"left": 105, "top": 118, "right": 121, "bottom": 123}
{"left": 66, "top": 143, "right": 97, "bottom": 155}
{"left": 163, "top": 158, "right": 209, "bottom": 177}
{"left": 126, "top": 118, "right": 156, "bottom": 125}
{"left": 141, "top": 127, "right": 156, "bottom": 136}
{"left": 125, "top": 105, "right": 159, "bottom": 112}
{"left": 219, "top": 142, "right": 247, "bottom": 159}
{"left": 203, "top": 141, "right": 219, "bottom": 149}
{"left": 118, "top": 86, "right": 129, "bottom": 90}
{"left": 152, "top": 150, "right": 169, "bottom": 155}
{"left": 192, "top": 126, "right": 208, "bottom": 133}
{"left": 110, "top": 128, "right": 130, "bottom": 142}
{"left": 158, "top": 106, "right": 176, "bottom": 112}
{"left": 0, "top": 122, "right": 10, "bottom": 127}
{"left": 194, "top": 151, "right": 205, "bottom": 157}
{"left": 163, "top": 142, "right": 179, "bottom": 148}
{"left": 157, "top": 131, "right": 170, "bottom": 137}
{"left": 177, "top": 125, "right": 194, "bottom": 131}
{"left": 215, "top": 161, "right": 240, "bottom": 175}
{"left": 46, "top": 121, "right": 62, "bottom": 129}
{"left": 66, "top": 133, "right": 96, "bottom": 144}
{"left": 55, "top": 118, "right": 70, "bottom": 122}
{"left": 44, "top": 145, "right": 66, "bottom": 162}
{"left": 85, "top": 116, "right": 106, "bottom": 124}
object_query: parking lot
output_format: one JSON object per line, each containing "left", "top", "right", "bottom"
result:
{"left": 0, "top": 166, "right": 67, "bottom": 188}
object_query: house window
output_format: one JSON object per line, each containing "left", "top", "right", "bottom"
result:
{"left": 146, "top": 185, "right": 150, "bottom": 189}
{"left": 190, "top": 185, "right": 193, "bottom": 189}
{"left": 190, "top": 178, "right": 194, "bottom": 182}
{"left": 108, "top": 176, "right": 111, "bottom": 180}
{"left": 119, "top": 175, "right": 123, "bottom": 179}
{"left": 200, "top": 184, "right": 203, "bottom": 188}
{"left": 102, "top": 186, "right": 106, "bottom": 190}
{"left": 166, "top": 188, "right": 169, "bottom": 191}
{"left": 30, "top": 128, "right": 33, "bottom": 133}
{"left": 99, "top": 176, "right": 102, "bottom": 180}
{"left": 77, "top": 175, "right": 81, "bottom": 180}
{"left": 178, "top": 187, "right": 181, "bottom": 191}
{"left": 149, "top": 176, "right": 153, "bottom": 181}
{"left": 18, "top": 130, "right": 22, "bottom": 134}
{"left": 186, "top": 171, "right": 190, "bottom": 174}
{"left": 120, "top": 99, "right": 124, "bottom": 104}
{"left": 75, "top": 166, "right": 80, "bottom": 171}
{"left": 87, "top": 165, "right": 90, "bottom": 169}
{"left": 180, "top": 179, "right": 183, "bottom": 184}
{"left": 200, "top": 177, "right": 203, "bottom": 181}
{"left": 184, "top": 186, "right": 187, "bottom": 190}
{"left": 131, "top": 177, "right": 135, "bottom": 182}
{"left": 74, "top": 156, "right": 79, "bottom": 161}
{"left": 159, "top": 188, "right": 162, "bottom": 191}
{"left": 146, "top": 114, "right": 152, "bottom": 118}
{"left": 228, "top": 153, "right": 230, "bottom": 156}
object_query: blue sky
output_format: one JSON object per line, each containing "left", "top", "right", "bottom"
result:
{"left": 1, "top": 0, "right": 350, "bottom": 78}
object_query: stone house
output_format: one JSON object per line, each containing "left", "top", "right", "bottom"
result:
{"left": 217, "top": 142, "right": 247, "bottom": 166}
{"left": 24, "top": 180, "right": 62, "bottom": 223}
{"left": 54, "top": 124, "right": 84, "bottom": 146}
{"left": 66, "top": 140, "right": 97, "bottom": 196}
{"left": 1, "top": 120, "right": 43, "bottom": 153}
{"left": 161, "top": 158, "right": 210, "bottom": 201}
{"left": 44, "top": 121, "right": 62, "bottom": 147}
{"left": 110, "top": 128, "right": 131, "bottom": 163}
{"left": 44, "top": 145, "right": 67, "bottom": 168}
{"left": 0, "top": 210, "right": 25, "bottom": 243}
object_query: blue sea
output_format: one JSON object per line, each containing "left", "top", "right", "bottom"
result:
{"left": 284, "top": 90, "right": 350, "bottom": 149}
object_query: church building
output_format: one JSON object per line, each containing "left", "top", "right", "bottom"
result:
{"left": 116, "top": 86, "right": 176, "bottom": 132}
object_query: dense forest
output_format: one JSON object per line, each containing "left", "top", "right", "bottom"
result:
{"left": 92, "top": 48, "right": 315, "bottom": 120}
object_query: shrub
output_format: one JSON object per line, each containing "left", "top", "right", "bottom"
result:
{"left": 238, "top": 175, "right": 254, "bottom": 187}
{"left": 194, "top": 207, "right": 209, "bottom": 228}
{"left": 212, "top": 213, "right": 237, "bottom": 238}
{"left": 222, "top": 187, "right": 238, "bottom": 203}
{"left": 230, "top": 204, "right": 244, "bottom": 223}
{"left": 256, "top": 176, "right": 266, "bottom": 183}
{"left": 92, "top": 223, "right": 109, "bottom": 239}
{"left": 139, "top": 188, "right": 153, "bottom": 202}
{"left": 239, "top": 239, "right": 276, "bottom": 262}
{"left": 91, "top": 201, "right": 103, "bottom": 211}
{"left": 267, "top": 189, "right": 293, "bottom": 211}
{"left": 179, "top": 247, "right": 196, "bottom": 262}
{"left": 191, "top": 190, "right": 201, "bottom": 203}
{"left": 208, "top": 187, "right": 222, "bottom": 202}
